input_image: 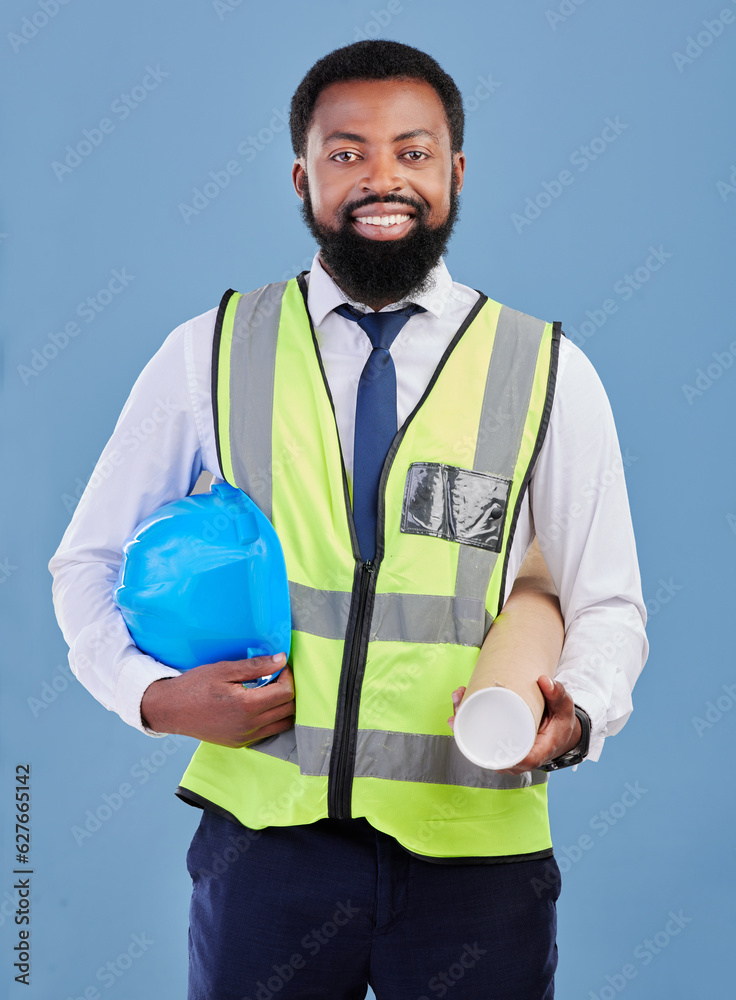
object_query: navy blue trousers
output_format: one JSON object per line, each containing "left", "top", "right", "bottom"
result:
{"left": 186, "top": 808, "right": 560, "bottom": 1000}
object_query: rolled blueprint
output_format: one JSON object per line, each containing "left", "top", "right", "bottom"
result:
{"left": 453, "top": 644, "right": 546, "bottom": 770}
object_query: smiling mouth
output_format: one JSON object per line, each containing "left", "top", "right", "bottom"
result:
{"left": 352, "top": 213, "right": 414, "bottom": 229}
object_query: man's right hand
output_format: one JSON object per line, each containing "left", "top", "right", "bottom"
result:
{"left": 140, "top": 654, "right": 295, "bottom": 748}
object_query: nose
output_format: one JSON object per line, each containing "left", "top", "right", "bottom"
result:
{"left": 358, "top": 149, "right": 404, "bottom": 197}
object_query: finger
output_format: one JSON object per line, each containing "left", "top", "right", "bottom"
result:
{"left": 236, "top": 667, "right": 294, "bottom": 712}
{"left": 538, "top": 675, "right": 569, "bottom": 709}
{"left": 246, "top": 664, "right": 295, "bottom": 699}
{"left": 241, "top": 653, "right": 288, "bottom": 679}
{"left": 186, "top": 709, "right": 294, "bottom": 749}
{"left": 206, "top": 653, "right": 289, "bottom": 681}
{"left": 240, "top": 708, "right": 296, "bottom": 743}
{"left": 243, "top": 679, "right": 296, "bottom": 712}
{"left": 495, "top": 715, "right": 576, "bottom": 773}
{"left": 448, "top": 686, "right": 468, "bottom": 731}
{"left": 242, "top": 713, "right": 296, "bottom": 748}
{"left": 255, "top": 698, "right": 297, "bottom": 728}
{"left": 274, "top": 664, "right": 295, "bottom": 696}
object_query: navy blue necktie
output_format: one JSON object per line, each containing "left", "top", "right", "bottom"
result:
{"left": 334, "top": 301, "right": 425, "bottom": 562}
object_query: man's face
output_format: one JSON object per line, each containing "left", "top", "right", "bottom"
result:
{"left": 292, "top": 77, "right": 465, "bottom": 307}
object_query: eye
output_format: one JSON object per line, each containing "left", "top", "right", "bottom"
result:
{"left": 331, "top": 151, "right": 360, "bottom": 163}
{"left": 402, "top": 150, "right": 428, "bottom": 162}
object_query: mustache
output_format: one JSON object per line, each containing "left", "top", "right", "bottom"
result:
{"left": 340, "top": 193, "right": 428, "bottom": 222}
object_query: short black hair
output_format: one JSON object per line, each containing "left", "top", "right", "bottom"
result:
{"left": 289, "top": 40, "right": 464, "bottom": 157}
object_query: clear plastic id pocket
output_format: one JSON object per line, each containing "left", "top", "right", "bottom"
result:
{"left": 400, "top": 462, "right": 510, "bottom": 552}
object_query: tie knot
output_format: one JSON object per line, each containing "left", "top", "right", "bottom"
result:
{"left": 334, "top": 302, "right": 425, "bottom": 351}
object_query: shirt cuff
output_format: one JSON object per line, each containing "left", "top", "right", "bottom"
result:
{"left": 115, "top": 653, "right": 182, "bottom": 736}
{"left": 567, "top": 691, "right": 607, "bottom": 763}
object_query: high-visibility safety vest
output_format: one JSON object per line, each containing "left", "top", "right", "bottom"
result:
{"left": 176, "top": 273, "right": 561, "bottom": 860}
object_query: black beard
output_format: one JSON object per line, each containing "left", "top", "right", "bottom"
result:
{"left": 299, "top": 175, "right": 460, "bottom": 305}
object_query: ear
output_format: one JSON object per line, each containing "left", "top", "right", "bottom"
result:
{"left": 292, "top": 159, "right": 306, "bottom": 200}
{"left": 452, "top": 151, "right": 466, "bottom": 195}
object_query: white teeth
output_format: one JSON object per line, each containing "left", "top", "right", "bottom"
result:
{"left": 355, "top": 214, "right": 411, "bottom": 227}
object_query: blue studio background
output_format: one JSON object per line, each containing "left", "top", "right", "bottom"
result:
{"left": 1, "top": 0, "right": 734, "bottom": 997}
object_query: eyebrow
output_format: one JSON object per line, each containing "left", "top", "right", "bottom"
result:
{"left": 393, "top": 129, "right": 440, "bottom": 144}
{"left": 322, "top": 128, "right": 440, "bottom": 146}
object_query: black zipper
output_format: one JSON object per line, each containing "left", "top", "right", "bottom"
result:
{"left": 295, "top": 273, "right": 488, "bottom": 819}
{"left": 295, "top": 273, "right": 376, "bottom": 819}
{"left": 328, "top": 558, "right": 375, "bottom": 818}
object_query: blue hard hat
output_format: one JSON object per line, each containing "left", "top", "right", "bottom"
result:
{"left": 113, "top": 482, "right": 291, "bottom": 686}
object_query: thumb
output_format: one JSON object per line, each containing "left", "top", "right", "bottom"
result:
{"left": 205, "top": 653, "right": 287, "bottom": 681}
{"left": 538, "top": 674, "right": 565, "bottom": 706}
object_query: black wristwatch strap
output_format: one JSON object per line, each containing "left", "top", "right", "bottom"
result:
{"left": 539, "top": 705, "right": 591, "bottom": 771}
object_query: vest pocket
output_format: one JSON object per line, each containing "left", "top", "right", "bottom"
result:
{"left": 400, "top": 462, "right": 510, "bottom": 552}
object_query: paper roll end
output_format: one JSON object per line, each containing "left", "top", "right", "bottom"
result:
{"left": 454, "top": 687, "right": 537, "bottom": 770}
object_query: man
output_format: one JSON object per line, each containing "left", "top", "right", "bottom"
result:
{"left": 49, "top": 41, "right": 647, "bottom": 999}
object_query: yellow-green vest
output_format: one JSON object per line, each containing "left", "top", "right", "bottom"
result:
{"left": 176, "top": 274, "right": 561, "bottom": 860}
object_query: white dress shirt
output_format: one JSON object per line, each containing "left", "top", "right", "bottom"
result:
{"left": 48, "top": 251, "right": 648, "bottom": 763}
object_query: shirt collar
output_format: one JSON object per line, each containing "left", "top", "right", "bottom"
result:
{"left": 306, "top": 251, "right": 454, "bottom": 327}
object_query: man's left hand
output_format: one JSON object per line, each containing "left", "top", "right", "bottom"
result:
{"left": 494, "top": 675, "right": 580, "bottom": 773}
{"left": 448, "top": 675, "right": 581, "bottom": 774}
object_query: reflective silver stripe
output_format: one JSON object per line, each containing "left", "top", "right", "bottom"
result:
{"left": 453, "top": 545, "right": 498, "bottom": 641}
{"left": 289, "top": 581, "right": 487, "bottom": 647}
{"left": 252, "top": 725, "right": 547, "bottom": 790}
{"left": 354, "top": 730, "right": 547, "bottom": 788}
{"left": 454, "top": 305, "right": 548, "bottom": 629}
{"left": 476, "top": 306, "right": 548, "bottom": 474}
{"left": 289, "top": 580, "right": 351, "bottom": 641}
{"left": 371, "top": 592, "right": 486, "bottom": 647}
{"left": 227, "top": 282, "right": 288, "bottom": 520}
